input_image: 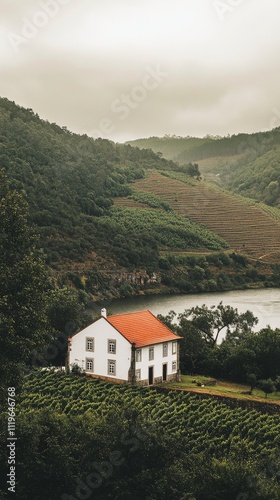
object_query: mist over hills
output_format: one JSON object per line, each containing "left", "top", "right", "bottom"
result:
{"left": 127, "top": 129, "right": 280, "bottom": 206}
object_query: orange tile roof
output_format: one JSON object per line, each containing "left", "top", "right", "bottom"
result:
{"left": 106, "top": 310, "right": 180, "bottom": 348}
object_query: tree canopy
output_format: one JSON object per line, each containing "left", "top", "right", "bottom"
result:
{"left": 173, "top": 301, "right": 258, "bottom": 347}
{"left": 158, "top": 303, "right": 280, "bottom": 384}
{"left": 0, "top": 171, "right": 51, "bottom": 398}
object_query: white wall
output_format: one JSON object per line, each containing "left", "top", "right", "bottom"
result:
{"left": 136, "top": 340, "right": 178, "bottom": 382}
{"left": 69, "top": 317, "right": 132, "bottom": 381}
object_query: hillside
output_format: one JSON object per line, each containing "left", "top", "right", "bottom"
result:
{"left": 2, "top": 97, "right": 280, "bottom": 299}
{"left": 0, "top": 97, "right": 235, "bottom": 297}
{"left": 127, "top": 130, "right": 280, "bottom": 207}
{"left": 125, "top": 135, "right": 211, "bottom": 160}
{"left": 219, "top": 145, "right": 280, "bottom": 206}
{"left": 127, "top": 129, "right": 280, "bottom": 164}
{"left": 115, "top": 170, "right": 280, "bottom": 263}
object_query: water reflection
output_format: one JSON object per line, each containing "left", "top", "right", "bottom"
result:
{"left": 90, "top": 288, "right": 280, "bottom": 334}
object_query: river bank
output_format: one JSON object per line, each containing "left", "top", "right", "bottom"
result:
{"left": 87, "top": 287, "right": 280, "bottom": 336}
{"left": 85, "top": 251, "right": 279, "bottom": 303}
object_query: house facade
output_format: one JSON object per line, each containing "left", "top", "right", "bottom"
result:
{"left": 68, "top": 309, "right": 181, "bottom": 385}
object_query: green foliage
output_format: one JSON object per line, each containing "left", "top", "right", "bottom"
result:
{"left": 274, "top": 376, "right": 280, "bottom": 392}
{"left": 159, "top": 305, "right": 280, "bottom": 385}
{"left": 258, "top": 378, "right": 276, "bottom": 398}
{"left": 0, "top": 97, "right": 230, "bottom": 288}
{"left": 127, "top": 130, "right": 280, "bottom": 208}
{"left": 159, "top": 303, "right": 258, "bottom": 376}
{"left": 160, "top": 169, "right": 197, "bottom": 185}
{"left": 127, "top": 129, "right": 280, "bottom": 166}
{"left": 4, "top": 371, "right": 279, "bottom": 499}
{"left": 221, "top": 145, "right": 280, "bottom": 206}
{"left": 0, "top": 171, "right": 51, "bottom": 400}
{"left": 126, "top": 135, "right": 211, "bottom": 160}
{"left": 219, "top": 327, "right": 280, "bottom": 383}
{"left": 97, "top": 207, "right": 227, "bottom": 268}
{"left": 178, "top": 162, "right": 201, "bottom": 179}
{"left": 0, "top": 98, "right": 178, "bottom": 267}
{"left": 1, "top": 98, "right": 279, "bottom": 300}
{"left": 159, "top": 252, "right": 267, "bottom": 294}
{"left": 129, "top": 189, "right": 173, "bottom": 211}
{"left": 247, "top": 373, "right": 258, "bottom": 393}
{"left": 70, "top": 363, "right": 83, "bottom": 374}
{"left": 46, "top": 287, "right": 91, "bottom": 365}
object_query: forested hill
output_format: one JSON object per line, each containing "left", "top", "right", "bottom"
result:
{"left": 125, "top": 135, "right": 211, "bottom": 160}
{"left": 1, "top": 97, "right": 234, "bottom": 298}
{"left": 126, "top": 130, "right": 280, "bottom": 164}
{"left": 127, "top": 129, "right": 280, "bottom": 206}
{"left": 0, "top": 97, "right": 174, "bottom": 260}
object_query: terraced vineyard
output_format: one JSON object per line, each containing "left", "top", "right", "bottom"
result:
{"left": 115, "top": 171, "right": 280, "bottom": 262}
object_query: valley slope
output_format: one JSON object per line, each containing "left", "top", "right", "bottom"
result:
{"left": 127, "top": 129, "right": 280, "bottom": 207}
{"left": 1, "top": 97, "right": 280, "bottom": 299}
{"left": 114, "top": 170, "right": 280, "bottom": 263}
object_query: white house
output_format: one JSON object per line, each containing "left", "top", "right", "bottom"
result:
{"left": 68, "top": 309, "right": 181, "bottom": 385}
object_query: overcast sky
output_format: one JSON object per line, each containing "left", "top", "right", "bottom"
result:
{"left": 1, "top": 0, "right": 280, "bottom": 142}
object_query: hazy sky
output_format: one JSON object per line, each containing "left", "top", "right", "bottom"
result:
{"left": 1, "top": 0, "right": 280, "bottom": 142}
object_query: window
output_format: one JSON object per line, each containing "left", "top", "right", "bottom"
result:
{"left": 86, "top": 337, "right": 94, "bottom": 352}
{"left": 136, "top": 369, "right": 141, "bottom": 381}
{"left": 149, "top": 347, "right": 154, "bottom": 361}
{"left": 172, "top": 342, "right": 177, "bottom": 355}
{"left": 86, "top": 358, "right": 94, "bottom": 372}
{"left": 163, "top": 343, "right": 168, "bottom": 357}
{"left": 172, "top": 361, "right": 177, "bottom": 372}
{"left": 136, "top": 349, "right": 142, "bottom": 362}
{"left": 108, "top": 360, "right": 116, "bottom": 376}
{"left": 108, "top": 339, "right": 116, "bottom": 354}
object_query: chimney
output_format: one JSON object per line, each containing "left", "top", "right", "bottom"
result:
{"left": 101, "top": 308, "right": 107, "bottom": 318}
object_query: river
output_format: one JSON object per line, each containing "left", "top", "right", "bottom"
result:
{"left": 90, "top": 288, "right": 280, "bottom": 337}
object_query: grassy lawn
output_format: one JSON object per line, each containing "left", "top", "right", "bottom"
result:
{"left": 166, "top": 375, "right": 280, "bottom": 404}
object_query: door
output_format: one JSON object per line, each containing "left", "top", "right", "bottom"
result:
{"left": 162, "top": 363, "right": 167, "bottom": 382}
{"left": 148, "top": 366, "right": 154, "bottom": 385}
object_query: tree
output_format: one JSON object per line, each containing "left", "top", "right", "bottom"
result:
{"left": 176, "top": 318, "right": 211, "bottom": 374}
{"left": 274, "top": 376, "right": 280, "bottom": 393}
{"left": 157, "top": 311, "right": 202, "bottom": 374}
{"left": 250, "top": 327, "right": 280, "bottom": 380}
{"left": 46, "top": 287, "right": 91, "bottom": 366}
{"left": 159, "top": 303, "right": 258, "bottom": 376}
{"left": 264, "top": 180, "right": 279, "bottom": 204}
{"left": 223, "top": 344, "right": 258, "bottom": 383}
{"left": 179, "top": 302, "right": 257, "bottom": 347}
{"left": 0, "top": 171, "right": 51, "bottom": 398}
{"left": 246, "top": 373, "right": 258, "bottom": 394}
{"left": 184, "top": 162, "right": 201, "bottom": 179}
{"left": 258, "top": 378, "right": 276, "bottom": 398}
